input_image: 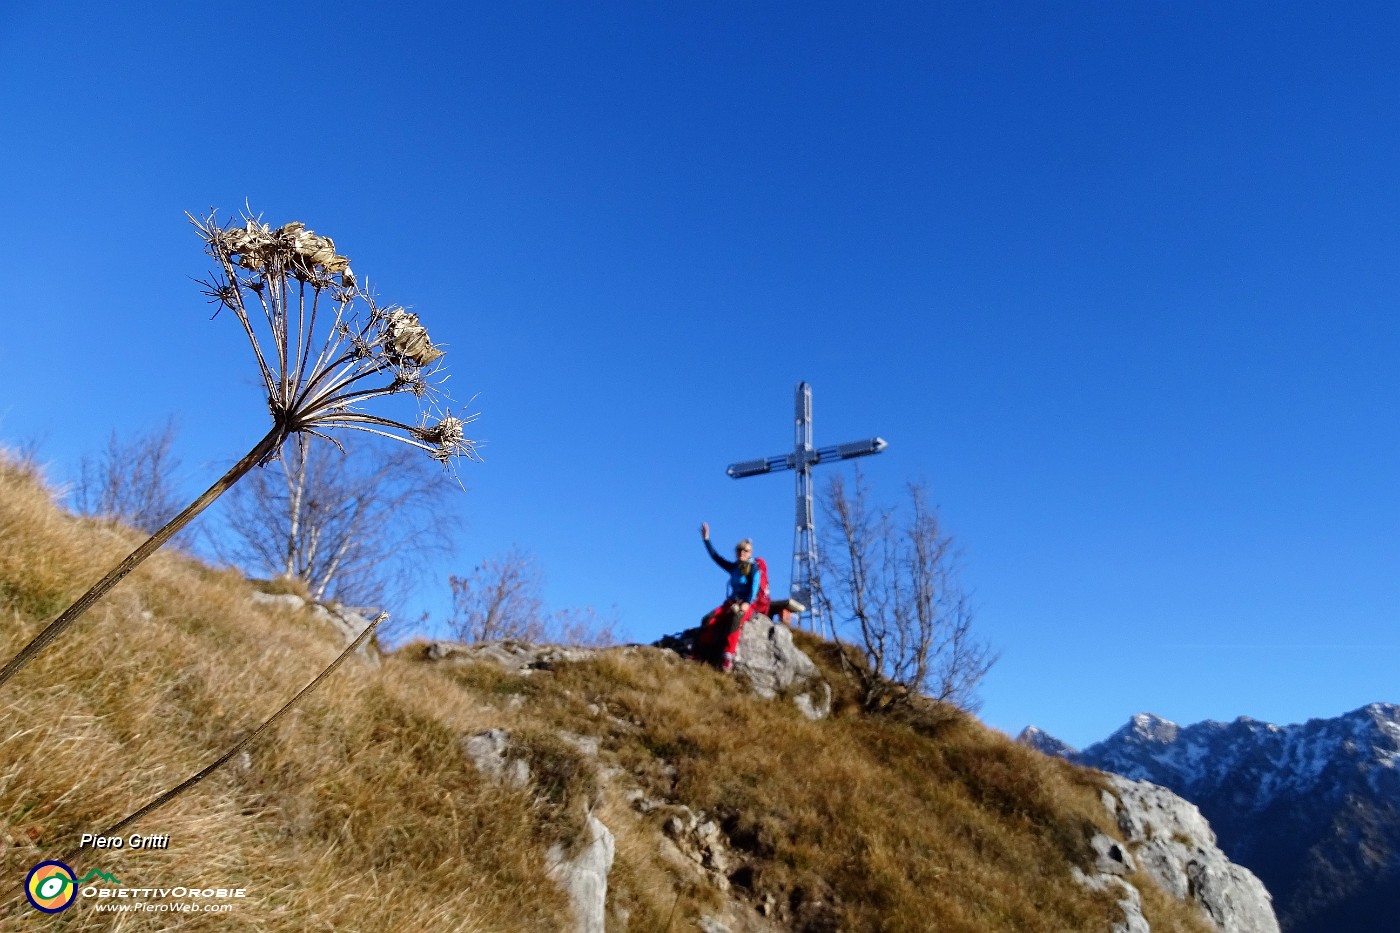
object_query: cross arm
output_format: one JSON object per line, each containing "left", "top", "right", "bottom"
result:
{"left": 815, "top": 436, "right": 887, "bottom": 465}
{"left": 726, "top": 436, "right": 887, "bottom": 479}
{"left": 726, "top": 453, "right": 790, "bottom": 478}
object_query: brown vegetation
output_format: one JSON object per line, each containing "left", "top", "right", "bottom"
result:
{"left": 0, "top": 455, "right": 568, "bottom": 930}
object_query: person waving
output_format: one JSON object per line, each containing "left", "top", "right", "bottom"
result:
{"left": 696, "top": 522, "right": 761, "bottom": 672}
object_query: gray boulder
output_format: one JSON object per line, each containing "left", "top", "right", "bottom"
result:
{"left": 734, "top": 615, "right": 831, "bottom": 719}
{"left": 656, "top": 614, "right": 831, "bottom": 719}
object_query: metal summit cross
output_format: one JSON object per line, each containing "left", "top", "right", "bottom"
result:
{"left": 725, "top": 382, "right": 887, "bottom": 630}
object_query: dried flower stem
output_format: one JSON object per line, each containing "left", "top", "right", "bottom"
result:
{"left": 0, "top": 209, "right": 474, "bottom": 688}
{"left": 58, "top": 612, "right": 386, "bottom": 864}
{"left": 0, "top": 426, "right": 286, "bottom": 688}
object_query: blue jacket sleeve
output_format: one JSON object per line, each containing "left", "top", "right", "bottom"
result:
{"left": 705, "top": 538, "right": 735, "bottom": 573}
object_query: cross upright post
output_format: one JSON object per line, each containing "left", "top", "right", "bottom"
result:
{"left": 725, "top": 382, "right": 887, "bottom": 632}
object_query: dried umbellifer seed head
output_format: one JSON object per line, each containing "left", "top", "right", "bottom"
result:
{"left": 416, "top": 415, "right": 469, "bottom": 462}
{"left": 384, "top": 308, "right": 445, "bottom": 366}
{"left": 219, "top": 220, "right": 271, "bottom": 256}
{"left": 297, "top": 234, "right": 337, "bottom": 267}
{"left": 275, "top": 221, "right": 307, "bottom": 247}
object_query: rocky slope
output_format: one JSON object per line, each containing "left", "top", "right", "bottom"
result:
{"left": 425, "top": 615, "right": 1277, "bottom": 933}
{"left": 1020, "top": 705, "right": 1400, "bottom": 932}
{"left": 0, "top": 455, "right": 1274, "bottom": 931}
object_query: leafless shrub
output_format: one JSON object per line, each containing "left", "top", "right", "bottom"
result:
{"left": 448, "top": 548, "right": 617, "bottom": 646}
{"left": 2, "top": 437, "right": 46, "bottom": 483}
{"left": 73, "top": 420, "right": 184, "bottom": 534}
{"left": 213, "top": 434, "right": 459, "bottom": 607}
{"left": 549, "top": 606, "right": 620, "bottom": 648}
{"left": 813, "top": 470, "right": 997, "bottom": 712}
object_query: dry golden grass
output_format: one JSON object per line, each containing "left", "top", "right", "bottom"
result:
{"left": 0, "top": 456, "right": 571, "bottom": 930}
{"left": 0, "top": 451, "right": 1216, "bottom": 931}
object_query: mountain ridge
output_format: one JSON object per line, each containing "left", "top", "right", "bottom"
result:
{"left": 1019, "top": 703, "right": 1400, "bottom": 933}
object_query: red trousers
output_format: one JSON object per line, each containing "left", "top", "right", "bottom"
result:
{"left": 698, "top": 600, "right": 754, "bottom": 657}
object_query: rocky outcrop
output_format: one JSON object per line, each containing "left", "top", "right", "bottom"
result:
{"left": 1028, "top": 704, "right": 1400, "bottom": 933}
{"left": 462, "top": 728, "right": 530, "bottom": 788}
{"left": 421, "top": 639, "right": 599, "bottom": 671}
{"left": 1072, "top": 860, "right": 1148, "bottom": 933}
{"left": 463, "top": 727, "right": 615, "bottom": 933}
{"left": 546, "top": 814, "right": 615, "bottom": 933}
{"left": 1098, "top": 775, "right": 1279, "bottom": 933}
{"left": 655, "top": 614, "right": 831, "bottom": 719}
{"left": 250, "top": 591, "right": 381, "bottom": 665}
{"left": 420, "top": 615, "right": 831, "bottom": 718}
{"left": 663, "top": 805, "right": 736, "bottom": 885}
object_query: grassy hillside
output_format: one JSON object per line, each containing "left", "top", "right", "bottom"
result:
{"left": 0, "top": 453, "right": 1213, "bottom": 931}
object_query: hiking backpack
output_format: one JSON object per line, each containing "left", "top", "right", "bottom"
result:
{"left": 753, "top": 556, "right": 771, "bottom": 614}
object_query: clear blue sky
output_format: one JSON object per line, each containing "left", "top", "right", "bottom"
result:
{"left": 2, "top": 2, "right": 1398, "bottom": 749}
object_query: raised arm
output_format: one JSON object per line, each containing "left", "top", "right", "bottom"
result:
{"left": 701, "top": 523, "right": 736, "bottom": 572}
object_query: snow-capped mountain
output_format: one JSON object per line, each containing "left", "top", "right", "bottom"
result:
{"left": 1018, "top": 703, "right": 1400, "bottom": 933}
{"left": 1014, "top": 725, "right": 1078, "bottom": 759}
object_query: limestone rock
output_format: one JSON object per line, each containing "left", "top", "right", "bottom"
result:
{"left": 662, "top": 805, "right": 733, "bottom": 885}
{"left": 1105, "top": 775, "right": 1280, "bottom": 933}
{"left": 546, "top": 813, "right": 615, "bottom": 933}
{"left": 655, "top": 614, "right": 831, "bottom": 719}
{"left": 464, "top": 728, "right": 615, "bottom": 933}
{"left": 462, "top": 728, "right": 530, "bottom": 788}
{"left": 1072, "top": 866, "right": 1150, "bottom": 933}
{"left": 420, "top": 639, "right": 597, "bottom": 672}
{"left": 250, "top": 591, "right": 381, "bottom": 666}
{"left": 1090, "top": 832, "right": 1137, "bottom": 877}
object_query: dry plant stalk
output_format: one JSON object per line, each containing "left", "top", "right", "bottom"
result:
{"left": 58, "top": 612, "right": 387, "bottom": 864}
{"left": 0, "top": 210, "right": 476, "bottom": 688}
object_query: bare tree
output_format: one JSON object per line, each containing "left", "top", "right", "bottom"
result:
{"left": 813, "top": 470, "right": 997, "bottom": 712}
{"left": 73, "top": 420, "right": 185, "bottom": 534}
{"left": 214, "top": 435, "right": 459, "bottom": 608}
{"left": 448, "top": 548, "right": 617, "bottom": 646}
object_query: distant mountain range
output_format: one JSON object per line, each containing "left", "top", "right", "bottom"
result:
{"left": 1019, "top": 703, "right": 1400, "bottom": 933}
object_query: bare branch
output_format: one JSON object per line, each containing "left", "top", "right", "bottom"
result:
{"left": 447, "top": 548, "right": 617, "bottom": 647}
{"left": 72, "top": 420, "right": 185, "bottom": 535}
{"left": 213, "top": 435, "right": 460, "bottom": 608}
{"left": 814, "top": 470, "right": 998, "bottom": 712}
